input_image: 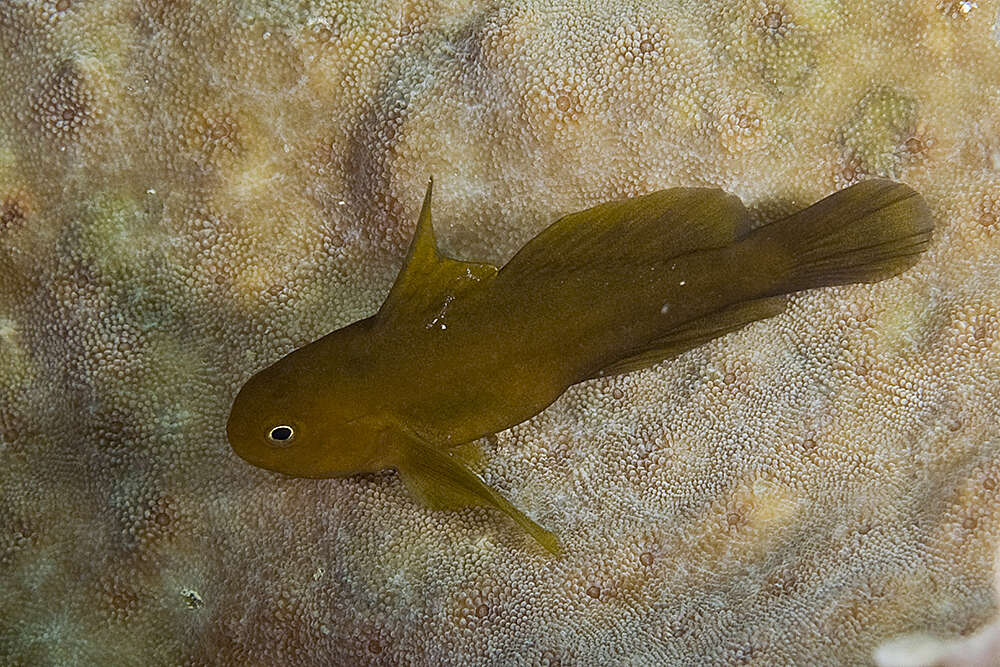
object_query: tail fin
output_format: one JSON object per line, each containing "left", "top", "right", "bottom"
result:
{"left": 753, "top": 179, "right": 933, "bottom": 293}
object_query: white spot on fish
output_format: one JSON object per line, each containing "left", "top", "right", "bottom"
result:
{"left": 180, "top": 588, "right": 204, "bottom": 610}
{"left": 679, "top": 280, "right": 687, "bottom": 286}
{"left": 660, "top": 303, "right": 670, "bottom": 315}
{"left": 426, "top": 294, "right": 455, "bottom": 330}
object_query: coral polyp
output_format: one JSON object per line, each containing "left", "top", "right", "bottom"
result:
{"left": 1, "top": 0, "right": 998, "bottom": 664}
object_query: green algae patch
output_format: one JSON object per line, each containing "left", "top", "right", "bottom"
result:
{"left": 73, "top": 189, "right": 167, "bottom": 284}
{"left": 714, "top": 2, "right": 819, "bottom": 94}
{"left": 838, "top": 86, "right": 918, "bottom": 176}
{"left": 0, "top": 317, "right": 38, "bottom": 394}
{"left": 751, "top": 20, "right": 817, "bottom": 93}
{"left": 878, "top": 286, "right": 937, "bottom": 358}
{"left": 0, "top": 126, "right": 15, "bottom": 171}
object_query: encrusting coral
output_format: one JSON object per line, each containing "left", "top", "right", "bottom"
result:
{"left": 876, "top": 550, "right": 1000, "bottom": 666}
{"left": 1, "top": 1, "right": 999, "bottom": 664}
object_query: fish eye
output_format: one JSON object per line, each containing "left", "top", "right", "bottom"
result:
{"left": 267, "top": 425, "right": 295, "bottom": 446}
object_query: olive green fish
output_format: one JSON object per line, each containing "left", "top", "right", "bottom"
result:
{"left": 227, "top": 178, "right": 933, "bottom": 554}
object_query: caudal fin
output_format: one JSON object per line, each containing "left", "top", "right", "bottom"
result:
{"left": 753, "top": 179, "right": 933, "bottom": 293}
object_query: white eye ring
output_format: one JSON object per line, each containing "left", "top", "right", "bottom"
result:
{"left": 267, "top": 425, "right": 294, "bottom": 445}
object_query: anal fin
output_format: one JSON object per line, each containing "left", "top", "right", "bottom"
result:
{"left": 392, "top": 428, "right": 560, "bottom": 554}
{"left": 588, "top": 296, "right": 788, "bottom": 379}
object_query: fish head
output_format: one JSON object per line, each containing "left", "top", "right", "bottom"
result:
{"left": 226, "top": 346, "right": 386, "bottom": 478}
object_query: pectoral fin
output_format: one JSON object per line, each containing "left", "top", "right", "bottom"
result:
{"left": 392, "top": 428, "right": 560, "bottom": 554}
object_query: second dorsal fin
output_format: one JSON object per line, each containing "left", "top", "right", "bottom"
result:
{"left": 498, "top": 187, "right": 751, "bottom": 286}
{"left": 377, "top": 179, "right": 498, "bottom": 326}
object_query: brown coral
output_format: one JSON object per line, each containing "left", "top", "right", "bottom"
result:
{"left": 1, "top": 0, "right": 999, "bottom": 664}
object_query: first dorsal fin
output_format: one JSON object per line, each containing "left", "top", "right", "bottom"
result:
{"left": 377, "top": 178, "right": 498, "bottom": 325}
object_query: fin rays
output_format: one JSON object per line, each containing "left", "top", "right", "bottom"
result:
{"left": 376, "top": 179, "right": 498, "bottom": 327}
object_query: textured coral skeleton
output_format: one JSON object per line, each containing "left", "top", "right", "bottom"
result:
{"left": 1, "top": 0, "right": 999, "bottom": 664}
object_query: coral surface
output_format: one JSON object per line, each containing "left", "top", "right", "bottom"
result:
{"left": 2, "top": 0, "right": 999, "bottom": 664}
{"left": 876, "top": 551, "right": 1000, "bottom": 666}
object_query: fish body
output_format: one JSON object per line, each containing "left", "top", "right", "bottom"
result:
{"left": 227, "top": 179, "right": 933, "bottom": 553}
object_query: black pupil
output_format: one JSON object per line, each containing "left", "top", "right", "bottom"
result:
{"left": 269, "top": 426, "right": 293, "bottom": 441}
